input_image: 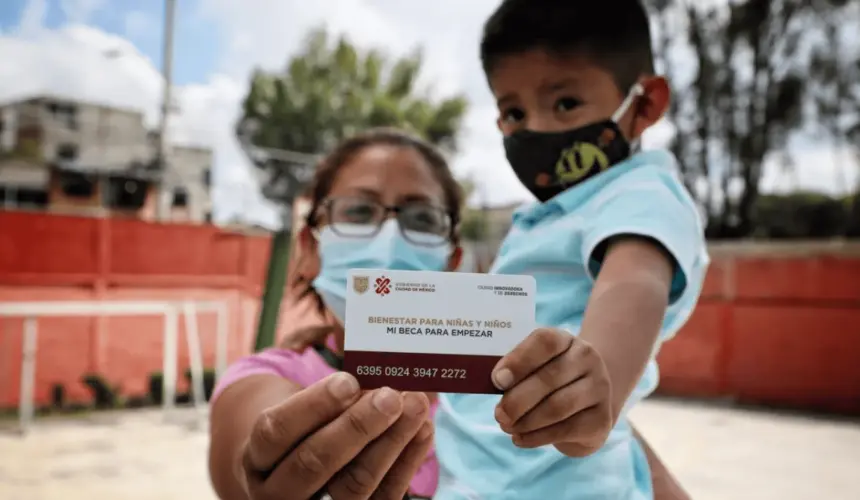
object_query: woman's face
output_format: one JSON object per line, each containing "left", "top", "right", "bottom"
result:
{"left": 299, "top": 144, "right": 463, "bottom": 281}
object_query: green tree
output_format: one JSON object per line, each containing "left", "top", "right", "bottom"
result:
{"left": 647, "top": 0, "right": 860, "bottom": 238}
{"left": 237, "top": 27, "right": 469, "bottom": 156}
{"left": 238, "top": 27, "right": 470, "bottom": 351}
{"left": 458, "top": 179, "right": 489, "bottom": 242}
{"left": 752, "top": 192, "right": 850, "bottom": 239}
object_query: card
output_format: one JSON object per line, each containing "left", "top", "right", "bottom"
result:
{"left": 344, "top": 269, "right": 536, "bottom": 394}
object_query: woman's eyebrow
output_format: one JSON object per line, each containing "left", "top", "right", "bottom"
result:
{"left": 398, "top": 193, "right": 435, "bottom": 204}
{"left": 338, "top": 187, "right": 381, "bottom": 199}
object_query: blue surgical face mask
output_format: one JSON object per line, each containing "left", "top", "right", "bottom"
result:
{"left": 312, "top": 219, "right": 453, "bottom": 322}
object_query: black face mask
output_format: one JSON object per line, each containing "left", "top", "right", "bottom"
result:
{"left": 503, "top": 84, "right": 643, "bottom": 202}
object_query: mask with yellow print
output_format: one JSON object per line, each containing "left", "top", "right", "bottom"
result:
{"left": 502, "top": 83, "right": 644, "bottom": 202}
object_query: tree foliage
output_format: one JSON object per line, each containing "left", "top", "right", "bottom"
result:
{"left": 457, "top": 179, "right": 490, "bottom": 241}
{"left": 753, "top": 192, "right": 853, "bottom": 239}
{"left": 236, "top": 27, "right": 469, "bottom": 156}
{"left": 647, "top": 0, "right": 860, "bottom": 238}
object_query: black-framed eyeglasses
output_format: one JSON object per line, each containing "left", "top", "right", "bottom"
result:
{"left": 316, "top": 197, "right": 454, "bottom": 247}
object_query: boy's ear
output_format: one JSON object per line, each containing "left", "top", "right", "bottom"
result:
{"left": 637, "top": 75, "right": 670, "bottom": 126}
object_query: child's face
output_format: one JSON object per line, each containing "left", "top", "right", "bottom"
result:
{"left": 489, "top": 48, "right": 667, "bottom": 139}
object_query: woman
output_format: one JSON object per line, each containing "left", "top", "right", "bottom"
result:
{"left": 208, "top": 128, "right": 689, "bottom": 499}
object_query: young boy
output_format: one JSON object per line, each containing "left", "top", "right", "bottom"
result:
{"left": 433, "top": 1, "right": 709, "bottom": 498}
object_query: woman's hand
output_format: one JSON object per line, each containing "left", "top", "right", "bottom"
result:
{"left": 239, "top": 372, "right": 432, "bottom": 500}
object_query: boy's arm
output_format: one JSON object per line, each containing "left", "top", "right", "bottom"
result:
{"left": 491, "top": 166, "right": 706, "bottom": 456}
{"left": 578, "top": 235, "right": 673, "bottom": 422}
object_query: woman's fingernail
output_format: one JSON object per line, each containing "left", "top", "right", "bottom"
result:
{"left": 373, "top": 388, "right": 402, "bottom": 416}
{"left": 494, "top": 405, "right": 510, "bottom": 426}
{"left": 328, "top": 373, "right": 359, "bottom": 400}
{"left": 416, "top": 420, "right": 434, "bottom": 441}
{"left": 492, "top": 368, "right": 514, "bottom": 390}
{"left": 403, "top": 393, "right": 428, "bottom": 417}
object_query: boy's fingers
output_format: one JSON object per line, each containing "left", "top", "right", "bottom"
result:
{"left": 244, "top": 372, "right": 361, "bottom": 472}
{"left": 508, "top": 375, "right": 604, "bottom": 434}
{"left": 492, "top": 328, "right": 573, "bottom": 391}
{"left": 494, "top": 344, "right": 590, "bottom": 427}
{"left": 513, "top": 401, "right": 612, "bottom": 451}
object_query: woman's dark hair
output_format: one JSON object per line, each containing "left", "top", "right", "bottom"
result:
{"left": 296, "top": 127, "right": 464, "bottom": 307}
{"left": 304, "top": 127, "right": 463, "bottom": 231}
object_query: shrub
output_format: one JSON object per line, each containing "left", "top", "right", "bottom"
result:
{"left": 752, "top": 192, "right": 851, "bottom": 238}
{"left": 184, "top": 368, "right": 218, "bottom": 401}
{"left": 80, "top": 373, "right": 121, "bottom": 409}
{"left": 50, "top": 383, "right": 66, "bottom": 410}
{"left": 148, "top": 372, "right": 164, "bottom": 405}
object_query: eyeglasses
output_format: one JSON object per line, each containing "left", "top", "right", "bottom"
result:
{"left": 316, "top": 197, "right": 454, "bottom": 247}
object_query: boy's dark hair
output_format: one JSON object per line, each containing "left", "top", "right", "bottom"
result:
{"left": 480, "top": 0, "right": 656, "bottom": 92}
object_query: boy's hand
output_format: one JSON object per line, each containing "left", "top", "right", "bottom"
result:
{"left": 491, "top": 328, "right": 613, "bottom": 457}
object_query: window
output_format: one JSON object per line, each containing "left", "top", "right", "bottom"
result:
{"left": 46, "top": 101, "right": 79, "bottom": 130}
{"left": 58, "top": 170, "right": 95, "bottom": 198}
{"left": 106, "top": 177, "right": 147, "bottom": 210}
{"left": 202, "top": 168, "right": 211, "bottom": 187}
{"left": 56, "top": 143, "right": 79, "bottom": 161}
{"left": 204, "top": 211, "right": 213, "bottom": 223}
{"left": 14, "top": 187, "right": 49, "bottom": 208}
{"left": 172, "top": 187, "right": 188, "bottom": 207}
{"left": 65, "top": 107, "right": 79, "bottom": 130}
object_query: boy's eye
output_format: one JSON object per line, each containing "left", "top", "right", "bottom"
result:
{"left": 554, "top": 97, "right": 582, "bottom": 113}
{"left": 501, "top": 107, "right": 525, "bottom": 123}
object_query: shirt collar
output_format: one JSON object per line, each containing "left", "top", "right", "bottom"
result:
{"left": 511, "top": 199, "right": 563, "bottom": 227}
{"left": 510, "top": 150, "right": 676, "bottom": 227}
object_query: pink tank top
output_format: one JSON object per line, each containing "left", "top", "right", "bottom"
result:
{"left": 212, "top": 344, "right": 439, "bottom": 497}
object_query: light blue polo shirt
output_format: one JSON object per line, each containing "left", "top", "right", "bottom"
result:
{"left": 434, "top": 149, "right": 709, "bottom": 500}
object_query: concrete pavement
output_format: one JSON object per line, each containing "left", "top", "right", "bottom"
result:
{"left": 629, "top": 400, "right": 860, "bottom": 500}
{"left": 0, "top": 399, "right": 857, "bottom": 499}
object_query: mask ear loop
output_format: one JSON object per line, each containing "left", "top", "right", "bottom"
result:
{"left": 611, "top": 83, "right": 645, "bottom": 123}
{"left": 612, "top": 83, "right": 645, "bottom": 153}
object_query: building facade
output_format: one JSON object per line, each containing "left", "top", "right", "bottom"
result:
{"left": 0, "top": 95, "right": 213, "bottom": 223}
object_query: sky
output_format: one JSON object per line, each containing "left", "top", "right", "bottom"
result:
{"left": 0, "top": 0, "right": 857, "bottom": 227}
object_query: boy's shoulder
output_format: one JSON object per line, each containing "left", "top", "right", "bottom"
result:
{"left": 592, "top": 149, "right": 691, "bottom": 204}
{"left": 509, "top": 149, "right": 694, "bottom": 226}
{"left": 543, "top": 148, "right": 693, "bottom": 216}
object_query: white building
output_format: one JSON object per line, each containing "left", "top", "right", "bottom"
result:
{"left": 0, "top": 95, "right": 213, "bottom": 223}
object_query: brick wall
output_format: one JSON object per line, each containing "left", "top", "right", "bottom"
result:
{"left": 0, "top": 211, "right": 273, "bottom": 407}
{"left": 1, "top": 211, "right": 858, "bottom": 414}
{"left": 656, "top": 242, "right": 860, "bottom": 414}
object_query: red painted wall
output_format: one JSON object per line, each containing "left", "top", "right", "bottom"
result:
{"left": 1, "top": 211, "right": 859, "bottom": 414}
{"left": 0, "top": 211, "right": 275, "bottom": 407}
{"left": 657, "top": 243, "right": 860, "bottom": 414}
